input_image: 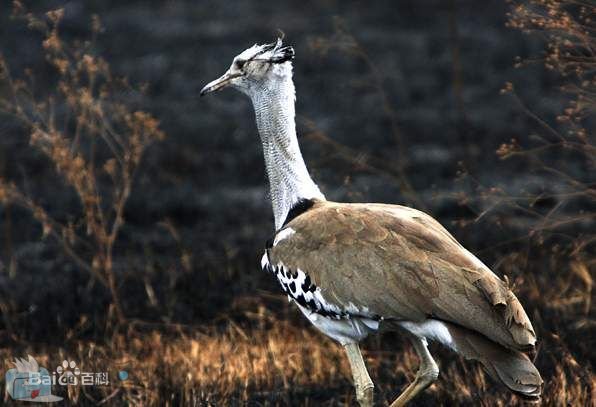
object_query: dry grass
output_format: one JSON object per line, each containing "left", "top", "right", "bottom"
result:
{"left": 0, "top": 3, "right": 165, "bottom": 322}
{"left": 0, "top": 293, "right": 593, "bottom": 406}
{"left": 1, "top": 312, "right": 351, "bottom": 405}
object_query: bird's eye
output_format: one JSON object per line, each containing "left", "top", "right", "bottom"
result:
{"left": 236, "top": 60, "right": 246, "bottom": 69}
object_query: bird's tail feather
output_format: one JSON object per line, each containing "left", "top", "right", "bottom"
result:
{"left": 443, "top": 320, "right": 543, "bottom": 400}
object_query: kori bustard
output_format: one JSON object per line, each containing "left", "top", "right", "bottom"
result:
{"left": 201, "top": 39, "right": 542, "bottom": 406}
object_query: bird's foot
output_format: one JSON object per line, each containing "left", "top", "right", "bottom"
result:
{"left": 355, "top": 382, "right": 374, "bottom": 407}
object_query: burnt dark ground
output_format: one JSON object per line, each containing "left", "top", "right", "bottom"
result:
{"left": 0, "top": 0, "right": 594, "bottom": 406}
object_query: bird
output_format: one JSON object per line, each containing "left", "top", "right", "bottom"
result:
{"left": 200, "top": 39, "right": 543, "bottom": 406}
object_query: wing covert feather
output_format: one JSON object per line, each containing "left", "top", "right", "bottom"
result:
{"left": 268, "top": 200, "right": 536, "bottom": 351}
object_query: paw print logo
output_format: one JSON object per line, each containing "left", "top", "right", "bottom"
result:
{"left": 56, "top": 360, "right": 81, "bottom": 385}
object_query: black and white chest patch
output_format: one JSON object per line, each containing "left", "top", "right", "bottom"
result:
{"left": 261, "top": 249, "right": 346, "bottom": 319}
{"left": 261, "top": 228, "right": 381, "bottom": 322}
{"left": 261, "top": 224, "right": 382, "bottom": 345}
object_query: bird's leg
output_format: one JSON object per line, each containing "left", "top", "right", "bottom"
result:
{"left": 344, "top": 342, "right": 374, "bottom": 407}
{"left": 390, "top": 336, "right": 439, "bottom": 407}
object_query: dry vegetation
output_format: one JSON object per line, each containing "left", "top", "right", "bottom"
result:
{"left": 0, "top": 1, "right": 594, "bottom": 406}
{"left": 0, "top": 5, "right": 165, "bottom": 322}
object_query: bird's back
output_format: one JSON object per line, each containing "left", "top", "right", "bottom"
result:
{"left": 268, "top": 199, "right": 536, "bottom": 352}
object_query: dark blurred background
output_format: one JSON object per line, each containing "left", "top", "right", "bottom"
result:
{"left": 0, "top": 1, "right": 593, "bottom": 405}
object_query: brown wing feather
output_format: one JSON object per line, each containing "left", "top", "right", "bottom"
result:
{"left": 268, "top": 200, "right": 536, "bottom": 351}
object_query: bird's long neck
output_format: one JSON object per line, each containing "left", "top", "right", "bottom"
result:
{"left": 250, "top": 77, "right": 325, "bottom": 230}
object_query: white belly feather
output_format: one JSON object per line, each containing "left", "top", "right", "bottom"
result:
{"left": 261, "top": 250, "right": 380, "bottom": 344}
{"left": 294, "top": 301, "right": 379, "bottom": 345}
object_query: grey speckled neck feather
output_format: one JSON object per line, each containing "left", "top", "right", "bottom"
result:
{"left": 249, "top": 74, "right": 324, "bottom": 230}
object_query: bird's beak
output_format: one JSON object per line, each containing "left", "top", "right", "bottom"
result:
{"left": 200, "top": 71, "right": 238, "bottom": 97}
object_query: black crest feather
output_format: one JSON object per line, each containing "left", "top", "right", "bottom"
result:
{"left": 262, "top": 38, "right": 295, "bottom": 64}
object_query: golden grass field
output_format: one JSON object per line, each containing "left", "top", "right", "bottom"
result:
{"left": 0, "top": 281, "right": 593, "bottom": 406}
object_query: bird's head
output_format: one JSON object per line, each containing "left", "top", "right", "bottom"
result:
{"left": 200, "top": 38, "right": 295, "bottom": 98}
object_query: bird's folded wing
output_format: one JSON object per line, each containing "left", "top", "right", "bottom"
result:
{"left": 268, "top": 200, "right": 536, "bottom": 351}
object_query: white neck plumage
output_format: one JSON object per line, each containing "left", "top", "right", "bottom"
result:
{"left": 249, "top": 72, "right": 325, "bottom": 230}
